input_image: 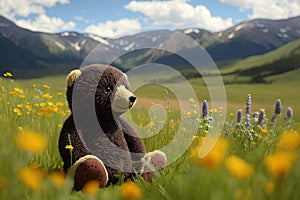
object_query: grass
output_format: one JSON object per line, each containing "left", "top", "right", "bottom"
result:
{"left": 0, "top": 73, "right": 300, "bottom": 200}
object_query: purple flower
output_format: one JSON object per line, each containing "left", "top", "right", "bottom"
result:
{"left": 258, "top": 109, "right": 265, "bottom": 125}
{"left": 271, "top": 115, "right": 276, "bottom": 122}
{"left": 246, "top": 94, "right": 251, "bottom": 115}
{"left": 202, "top": 100, "right": 209, "bottom": 118}
{"left": 237, "top": 109, "right": 242, "bottom": 123}
{"left": 286, "top": 107, "right": 293, "bottom": 119}
{"left": 274, "top": 99, "right": 282, "bottom": 115}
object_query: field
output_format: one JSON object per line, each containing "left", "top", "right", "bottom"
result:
{"left": 0, "top": 72, "right": 300, "bottom": 200}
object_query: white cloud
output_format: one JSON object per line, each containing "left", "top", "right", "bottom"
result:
{"left": 0, "top": 0, "right": 69, "bottom": 19}
{"left": 125, "top": 0, "right": 233, "bottom": 32}
{"left": 220, "top": 0, "right": 300, "bottom": 19}
{"left": 16, "top": 14, "right": 76, "bottom": 33}
{"left": 0, "top": 0, "right": 76, "bottom": 33}
{"left": 84, "top": 18, "right": 141, "bottom": 38}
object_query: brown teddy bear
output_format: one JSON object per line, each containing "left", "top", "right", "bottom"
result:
{"left": 58, "top": 64, "right": 167, "bottom": 190}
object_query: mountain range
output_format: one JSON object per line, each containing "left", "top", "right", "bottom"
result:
{"left": 0, "top": 15, "right": 300, "bottom": 78}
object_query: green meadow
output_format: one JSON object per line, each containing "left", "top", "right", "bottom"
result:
{"left": 0, "top": 68, "right": 299, "bottom": 199}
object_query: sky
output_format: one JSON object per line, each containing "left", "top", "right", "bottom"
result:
{"left": 1, "top": 0, "right": 300, "bottom": 38}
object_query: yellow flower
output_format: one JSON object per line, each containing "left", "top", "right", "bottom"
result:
{"left": 56, "top": 101, "right": 64, "bottom": 106}
{"left": 261, "top": 129, "right": 268, "bottom": 134}
{"left": 32, "top": 84, "right": 36, "bottom": 88}
{"left": 191, "top": 138, "right": 228, "bottom": 169}
{"left": 15, "top": 130, "right": 46, "bottom": 154}
{"left": 14, "top": 87, "right": 24, "bottom": 94}
{"left": 265, "top": 151, "right": 296, "bottom": 178}
{"left": 58, "top": 123, "right": 63, "bottom": 128}
{"left": 40, "top": 102, "right": 46, "bottom": 107}
{"left": 47, "top": 101, "right": 54, "bottom": 106}
{"left": 20, "top": 94, "right": 25, "bottom": 98}
{"left": 120, "top": 181, "right": 142, "bottom": 200}
{"left": 3, "top": 72, "right": 13, "bottom": 77}
{"left": 229, "top": 113, "right": 235, "bottom": 117}
{"left": 18, "top": 167, "right": 43, "bottom": 191}
{"left": 17, "top": 104, "right": 23, "bottom": 108}
{"left": 9, "top": 91, "right": 18, "bottom": 96}
{"left": 83, "top": 180, "right": 99, "bottom": 195}
{"left": 18, "top": 126, "right": 23, "bottom": 131}
{"left": 265, "top": 181, "right": 275, "bottom": 194}
{"left": 42, "top": 93, "right": 53, "bottom": 99}
{"left": 65, "top": 145, "right": 73, "bottom": 151}
{"left": 43, "top": 84, "right": 50, "bottom": 89}
{"left": 25, "top": 105, "right": 32, "bottom": 111}
{"left": 188, "top": 98, "right": 196, "bottom": 103}
{"left": 57, "top": 92, "right": 64, "bottom": 96}
{"left": 48, "top": 172, "right": 65, "bottom": 187}
{"left": 225, "top": 155, "right": 253, "bottom": 179}
{"left": 13, "top": 108, "right": 22, "bottom": 116}
{"left": 37, "top": 107, "right": 55, "bottom": 116}
{"left": 278, "top": 130, "right": 300, "bottom": 151}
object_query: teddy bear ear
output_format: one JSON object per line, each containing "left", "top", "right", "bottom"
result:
{"left": 66, "top": 69, "right": 81, "bottom": 87}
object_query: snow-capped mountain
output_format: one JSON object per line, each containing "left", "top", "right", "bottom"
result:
{"left": 0, "top": 15, "right": 300, "bottom": 77}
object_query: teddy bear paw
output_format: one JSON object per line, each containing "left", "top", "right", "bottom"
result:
{"left": 141, "top": 150, "right": 167, "bottom": 182}
{"left": 71, "top": 155, "right": 108, "bottom": 191}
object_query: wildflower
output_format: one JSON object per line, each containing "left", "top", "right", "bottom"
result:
{"left": 265, "top": 181, "right": 275, "bottom": 194}
{"left": 13, "top": 108, "right": 22, "bottom": 116}
{"left": 120, "top": 181, "right": 142, "bottom": 200}
{"left": 274, "top": 99, "right": 282, "bottom": 115}
{"left": 17, "top": 104, "right": 23, "bottom": 108}
{"left": 9, "top": 91, "right": 18, "bottom": 96}
{"left": 18, "top": 126, "right": 23, "bottom": 131}
{"left": 191, "top": 138, "right": 228, "bottom": 169}
{"left": 278, "top": 130, "right": 300, "bottom": 151}
{"left": 237, "top": 109, "right": 242, "bottom": 124}
{"left": 188, "top": 98, "right": 196, "bottom": 103}
{"left": 25, "top": 105, "right": 32, "bottom": 111}
{"left": 56, "top": 101, "right": 64, "bottom": 106}
{"left": 261, "top": 128, "right": 268, "bottom": 134}
{"left": 43, "top": 84, "right": 50, "bottom": 89}
{"left": 65, "top": 145, "right": 74, "bottom": 151}
{"left": 14, "top": 87, "right": 24, "bottom": 94}
{"left": 258, "top": 109, "right": 265, "bottom": 125}
{"left": 225, "top": 155, "right": 253, "bottom": 179}
{"left": 3, "top": 72, "right": 13, "bottom": 77}
{"left": 246, "top": 94, "right": 251, "bottom": 115}
{"left": 229, "top": 113, "right": 234, "bottom": 117}
{"left": 18, "top": 167, "right": 43, "bottom": 191}
{"left": 48, "top": 172, "right": 65, "bottom": 187}
{"left": 83, "top": 180, "right": 99, "bottom": 195}
{"left": 202, "top": 100, "right": 209, "bottom": 118}
{"left": 286, "top": 107, "right": 293, "bottom": 119}
{"left": 57, "top": 92, "right": 64, "bottom": 96}
{"left": 20, "top": 95, "right": 25, "bottom": 98}
{"left": 40, "top": 102, "right": 46, "bottom": 107}
{"left": 42, "top": 93, "right": 53, "bottom": 99}
{"left": 58, "top": 123, "right": 63, "bottom": 128}
{"left": 32, "top": 84, "right": 36, "bottom": 88}
{"left": 15, "top": 130, "right": 46, "bottom": 154}
{"left": 37, "top": 107, "right": 55, "bottom": 116}
{"left": 265, "top": 151, "right": 296, "bottom": 178}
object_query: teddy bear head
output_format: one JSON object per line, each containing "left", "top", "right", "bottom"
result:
{"left": 66, "top": 64, "right": 136, "bottom": 121}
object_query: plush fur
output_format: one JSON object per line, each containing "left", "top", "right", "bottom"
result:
{"left": 58, "top": 64, "right": 147, "bottom": 185}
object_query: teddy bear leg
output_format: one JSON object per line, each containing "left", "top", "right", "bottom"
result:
{"left": 141, "top": 150, "right": 167, "bottom": 182}
{"left": 70, "top": 155, "right": 108, "bottom": 191}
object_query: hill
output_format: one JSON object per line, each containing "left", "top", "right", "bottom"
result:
{"left": 1, "top": 15, "right": 300, "bottom": 78}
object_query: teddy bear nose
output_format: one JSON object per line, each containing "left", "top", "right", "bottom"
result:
{"left": 129, "top": 96, "right": 136, "bottom": 103}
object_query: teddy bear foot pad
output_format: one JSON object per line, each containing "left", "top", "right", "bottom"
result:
{"left": 141, "top": 151, "right": 167, "bottom": 182}
{"left": 72, "top": 155, "right": 108, "bottom": 191}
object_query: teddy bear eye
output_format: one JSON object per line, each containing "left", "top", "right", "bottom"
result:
{"left": 105, "top": 86, "right": 112, "bottom": 92}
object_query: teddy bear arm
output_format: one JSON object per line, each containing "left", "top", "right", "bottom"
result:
{"left": 119, "top": 118, "right": 146, "bottom": 158}
{"left": 58, "top": 116, "right": 91, "bottom": 172}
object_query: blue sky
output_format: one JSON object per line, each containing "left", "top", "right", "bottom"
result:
{"left": 1, "top": 0, "right": 299, "bottom": 38}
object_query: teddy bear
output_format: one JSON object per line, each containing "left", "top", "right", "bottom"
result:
{"left": 58, "top": 64, "right": 167, "bottom": 191}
